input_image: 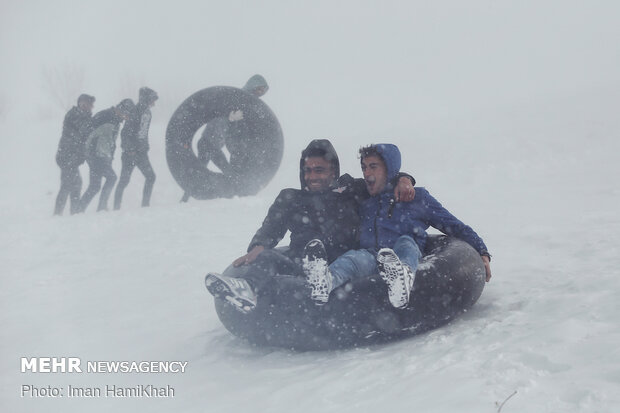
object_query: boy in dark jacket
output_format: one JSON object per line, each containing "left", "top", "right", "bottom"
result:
{"left": 204, "top": 139, "right": 416, "bottom": 313}
{"left": 113, "top": 87, "right": 158, "bottom": 209}
{"left": 303, "top": 143, "right": 492, "bottom": 308}
{"left": 53, "top": 94, "right": 95, "bottom": 215}
{"left": 79, "top": 99, "right": 134, "bottom": 212}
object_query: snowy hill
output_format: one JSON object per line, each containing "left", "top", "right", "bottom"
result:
{"left": 2, "top": 1, "right": 620, "bottom": 412}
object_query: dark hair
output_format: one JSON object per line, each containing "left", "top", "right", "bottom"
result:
{"left": 77, "top": 94, "right": 95, "bottom": 105}
{"left": 304, "top": 147, "right": 335, "bottom": 161}
{"left": 303, "top": 147, "right": 326, "bottom": 158}
{"left": 116, "top": 98, "right": 135, "bottom": 115}
{"left": 139, "top": 87, "right": 158, "bottom": 103}
{"left": 303, "top": 145, "right": 337, "bottom": 169}
{"left": 358, "top": 145, "right": 381, "bottom": 161}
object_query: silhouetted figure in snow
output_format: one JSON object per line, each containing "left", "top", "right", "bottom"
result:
{"left": 79, "top": 99, "right": 134, "bottom": 212}
{"left": 53, "top": 94, "right": 95, "bottom": 216}
{"left": 113, "top": 87, "right": 158, "bottom": 210}
{"left": 180, "top": 74, "right": 269, "bottom": 202}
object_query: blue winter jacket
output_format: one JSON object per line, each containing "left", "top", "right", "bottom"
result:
{"left": 358, "top": 144, "right": 489, "bottom": 255}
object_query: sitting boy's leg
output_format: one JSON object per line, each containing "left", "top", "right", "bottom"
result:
{"left": 205, "top": 249, "right": 304, "bottom": 313}
{"left": 392, "top": 235, "right": 422, "bottom": 272}
{"left": 248, "top": 249, "right": 301, "bottom": 294}
{"left": 205, "top": 273, "right": 257, "bottom": 314}
{"left": 302, "top": 240, "right": 378, "bottom": 304}
{"left": 329, "top": 249, "right": 377, "bottom": 289}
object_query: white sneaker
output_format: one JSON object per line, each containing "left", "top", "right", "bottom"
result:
{"left": 205, "top": 272, "right": 257, "bottom": 314}
{"left": 376, "top": 248, "right": 415, "bottom": 309}
{"left": 302, "top": 239, "right": 333, "bottom": 305}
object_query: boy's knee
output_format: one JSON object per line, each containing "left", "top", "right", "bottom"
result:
{"left": 396, "top": 235, "right": 416, "bottom": 244}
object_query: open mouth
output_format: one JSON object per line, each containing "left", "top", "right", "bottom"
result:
{"left": 308, "top": 181, "right": 325, "bottom": 190}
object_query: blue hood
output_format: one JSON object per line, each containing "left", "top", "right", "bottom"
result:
{"left": 372, "top": 143, "right": 401, "bottom": 182}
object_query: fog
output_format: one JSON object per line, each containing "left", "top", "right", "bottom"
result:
{"left": 3, "top": 1, "right": 619, "bottom": 124}
{"left": 2, "top": 2, "right": 620, "bottom": 412}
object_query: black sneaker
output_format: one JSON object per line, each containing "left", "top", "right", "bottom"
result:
{"left": 376, "top": 248, "right": 415, "bottom": 309}
{"left": 205, "top": 273, "right": 257, "bottom": 314}
{"left": 302, "top": 239, "right": 332, "bottom": 304}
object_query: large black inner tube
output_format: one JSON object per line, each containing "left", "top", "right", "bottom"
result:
{"left": 166, "top": 86, "right": 283, "bottom": 199}
{"left": 212, "top": 235, "right": 486, "bottom": 351}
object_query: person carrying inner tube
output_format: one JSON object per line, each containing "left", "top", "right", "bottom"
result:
{"left": 204, "top": 139, "right": 416, "bottom": 313}
{"left": 302, "top": 143, "right": 493, "bottom": 309}
{"left": 180, "top": 74, "right": 269, "bottom": 202}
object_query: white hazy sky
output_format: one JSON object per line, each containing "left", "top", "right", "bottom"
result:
{"left": 1, "top": 5, "right": 620, "bottom": 411}
{"left": 2, "top": 0, "right": 619, "bottom": 126}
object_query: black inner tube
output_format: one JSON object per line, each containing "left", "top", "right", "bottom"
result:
{"left": 166, "top": 86, "right": 284, "bottom": 199}
{"left": 213, "top": 236, "right": 486, "bottom": 351}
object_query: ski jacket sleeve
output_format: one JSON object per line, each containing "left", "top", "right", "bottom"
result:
{"left": 247, "top": 189, "right": 294, "bottom": 252}
{"left": 77, "top": 115, "right": 94, "bottom": 146}
{"left": 422, "top": 191, "right": 489, "bottom": 255}
{"left": 337, "top": 172, "right": 416, "bottom": 204}
{"left": 336, "top": 174, "right": 368, "bottom": 200}
{"left": 395, "top": 172, "right": 416, "bottom": 187}
{"left": 63, "top": 108, "right": 81, "bottom": 137}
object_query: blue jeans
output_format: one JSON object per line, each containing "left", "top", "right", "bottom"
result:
{"left": 328, "top": 235, "right": 422, "bottom": 291}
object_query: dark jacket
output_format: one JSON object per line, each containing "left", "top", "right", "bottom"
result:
{"left": 85, "top": 108, "right": 124, "bottom": 161}
{"left": 56, "top": 106, "right": 92, "bottom": 167}
{"left": 197, "top": 117, "right": 229, "bottom": 155}
{"left": 120, "top": 88, "right": 157, "bottom": 153}
{"left": 247, "top": 140, "right": 362, "bottom": 262}
{"left": 358, "top": 144, "right": 489, "bottom": 255}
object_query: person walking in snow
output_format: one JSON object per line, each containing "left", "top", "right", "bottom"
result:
{"left": 53, "top": 93, "right": 95, "bottom": 216}
{"left": 79, "top": 99, "right": 134, "bottom": 212}
{"left": 113, "top": 87, "right": 158, "bottom": 210}
{"left": 302, "top": 143, "right": 492, "bottom": 309}
{"left": 180, "top": 74, "right": 270, "bottom": 202}
{"left": 204, "top": 139, "right": 416, "bottom": 313}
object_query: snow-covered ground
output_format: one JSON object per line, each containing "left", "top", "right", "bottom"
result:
{"left": 2, "top": 2, "right": 619, "bottom": 412}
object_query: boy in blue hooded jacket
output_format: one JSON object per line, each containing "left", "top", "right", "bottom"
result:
{"left": 204, "top": 140, "right": 416, "bottom": 314}
{"left": 303, "top": 143, "right": 492, "bottom": 309}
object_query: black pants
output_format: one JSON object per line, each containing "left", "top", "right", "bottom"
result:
{"left": 180, "top": 139, "right": 231, "bottom": 202}
{"left": 114, "top": 151, "right": 156, "bottom": 209}
{"left": 54, "top": 163, "right": 82, "bottom": 215}
{"left": 240, "top": 250, "right": 304, "bottom": 296}
{"left": 80, "top": 158, "right": 117, "bottom": 212}
{"left": 197, "top": 134, "right": 232, "bottom": 174}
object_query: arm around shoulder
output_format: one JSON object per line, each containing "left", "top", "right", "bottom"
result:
{"left": 394, "top": 172, "right": 416, "bottom": 202}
